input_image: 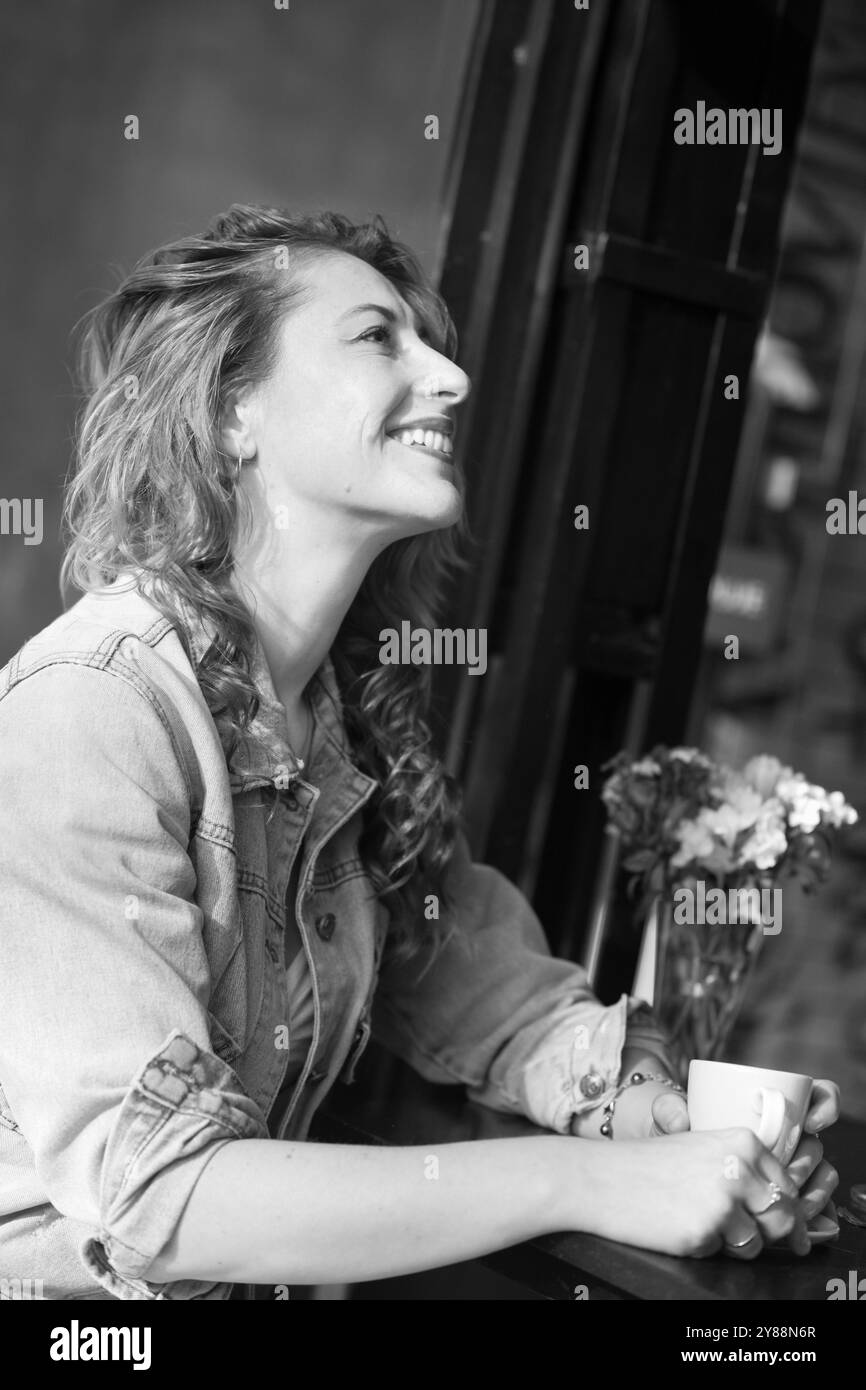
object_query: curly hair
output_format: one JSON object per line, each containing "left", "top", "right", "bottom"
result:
{"left": 60, "top": 203, "right": 472, "bottom": 959}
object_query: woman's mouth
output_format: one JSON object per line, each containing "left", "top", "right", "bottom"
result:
{"left": 387, "top": 427, "right": 454, "bottom": 460}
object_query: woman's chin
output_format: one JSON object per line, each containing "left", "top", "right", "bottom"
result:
{"left": 414, "top": 496, "right": 463, "bottom": 534}
{"left": 383, "top": 483, "right": 463, "bottom": 537}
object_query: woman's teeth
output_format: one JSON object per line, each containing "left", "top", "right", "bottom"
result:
{"left": 390, "top": 427, "right": 453, "bottom": 456}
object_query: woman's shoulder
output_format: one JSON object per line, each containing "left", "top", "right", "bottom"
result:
{"left": 0, "top": 585, "right": 212, "bottom": 788}
{"left": 4, "top": 582, "right": 179, "bottom": 673}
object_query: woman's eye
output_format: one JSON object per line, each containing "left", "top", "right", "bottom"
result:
{"left": 358, "top": 324, "right": 393, "bottom": 347}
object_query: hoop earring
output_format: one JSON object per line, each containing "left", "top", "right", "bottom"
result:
{"left": 235, "top": 451, "right": 244, "bottom": 478}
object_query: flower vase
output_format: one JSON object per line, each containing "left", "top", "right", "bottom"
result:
{"left": 634, "top": 896, "right": 765, "bottom": 1087}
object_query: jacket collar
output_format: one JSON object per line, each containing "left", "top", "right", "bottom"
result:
{"left": 98, "top": 571, "right": 374, "bottom": 798}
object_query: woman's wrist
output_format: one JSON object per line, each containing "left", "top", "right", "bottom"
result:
{"left": 548, "top": 1130, "right": 653, "bottom": 1239}
{"left": 570, "top": 1049, "right": 681, "bottom": 1139}
{"left": 620, "top": 1046, "right": 676, "bottom": 1079}
{"left": 545, "top": 1132, "right": 610, "bottom": 1234}
{"left": 609, "top": 1075, "right": 678, "bottom": 1138}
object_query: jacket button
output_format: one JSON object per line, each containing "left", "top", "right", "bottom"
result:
{"left": 315, "top": 913, "right": 336, "bottom": 941}
{"left": 579, "top": 1071, "right": 604, "bottom": 1100}
{"left": 286, "top": 795, "right": 299, "bottom": 812}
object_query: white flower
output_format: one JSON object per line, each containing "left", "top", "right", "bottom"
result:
{"left": 671, "top": 773, "right": 775, "bottom": 875}
{"left": 632, "top": 758, "right": 662, "bottom": 775}
{"left": 663, "top": 752, "right": 856, "bottom": 879}
{"left": 708, "top": 803, "right": 750, "bottom": 839}
{"left": 670, "top": 816, "right": 716, "bottom": 868}
{"left": 712, "top": 772, "right": 765, "bottom": 830}
{"left": 774, "top": 775, "right": 826, "bottom": 832}
{"left": 825, "top": 790, "right": 858, "bottom": 827}
{"left": 773, "top": 773, "right": 807, "bottom": 800}
{"left": 671, "top": 808, "right": 740, "bottom": 873}
{"left": 737, "top": 816, "right": 788, "bottom": 870}
{"left": 788, "top": 799, "right": 823, "bottom": 833}
{"left": 669, "top": 747, "right": 711, "bottom": 764}
{"left": 742, "top": 755, "right": 791, "bottom": 799}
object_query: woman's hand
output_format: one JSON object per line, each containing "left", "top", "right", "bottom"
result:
{"left": 621, "top": 1072, "right": 841, "bottom": 1251}
{"left": 620, "top": 1077, "right": 691, "bottom": 1137}
{"left": 579, "top": 1048, "right": 690, "bottom": 1139}
{"left": 652, "top": 1075, "right": 842, "bottom": 1242}
{"left": 574, "top": 1126, "right": 810, "bottom": 1259}
{"left": 786, "top": 1080, "right": 841, "bottom": 1232}
{"left": 569, "top": 1073, "right": 689, "bottom": 1140}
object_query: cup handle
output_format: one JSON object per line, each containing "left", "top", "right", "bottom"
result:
{"left": 755, "top": 1087, "right": 786, "bottom": 1153}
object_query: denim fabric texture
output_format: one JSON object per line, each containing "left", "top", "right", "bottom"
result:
{"left": 0, "top": 573, "right": 670, "bottom": 1299}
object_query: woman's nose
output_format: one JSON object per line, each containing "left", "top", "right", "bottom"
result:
{"left": 417, "top": 353, "right": 471, "bottom": 407}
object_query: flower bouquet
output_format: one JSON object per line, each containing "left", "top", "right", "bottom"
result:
{"left": 600, "top": 748, "right": 858, "bottom": 1084}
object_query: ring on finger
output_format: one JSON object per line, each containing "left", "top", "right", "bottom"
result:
{"left": 755, "top": 1181, "right": 784, "bottom": 1213}
{"left": 723, "top": 1230, "right": 760, "bottom": 1252}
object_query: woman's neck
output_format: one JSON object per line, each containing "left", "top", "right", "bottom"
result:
{"left": 230, "top": 527, "right": 385, "bottom": 717}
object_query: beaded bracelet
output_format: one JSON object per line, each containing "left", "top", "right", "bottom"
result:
{"left": 599, "top": 1070, "right": 685, "bottom": 1139}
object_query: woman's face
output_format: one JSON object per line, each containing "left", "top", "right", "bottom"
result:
{"left": 237, "top": 250, "right": 471, "bottom": 550}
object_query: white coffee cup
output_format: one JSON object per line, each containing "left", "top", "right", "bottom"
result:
{"left": 687, "top": 1060, "right": 813, "bottom": 1164}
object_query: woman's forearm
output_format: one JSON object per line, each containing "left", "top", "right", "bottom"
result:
{"left": 147, "top": 1134, "right": 582, "bottom": 1286}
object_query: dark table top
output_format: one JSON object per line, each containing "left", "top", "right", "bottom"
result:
{"left": 313, "top": 1041, "right": 866, "bottom": 1300}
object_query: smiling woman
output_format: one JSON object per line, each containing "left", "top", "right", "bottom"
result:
{"left": 0, "top": 204, "right": 836, "bottom": 1301}
{"left": 63, "top": 206, "right": 470, "bottom": 956}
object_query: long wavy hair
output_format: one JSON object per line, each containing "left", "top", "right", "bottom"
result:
{"left": 60, "top": 204, "right": 472, "bottom": 960}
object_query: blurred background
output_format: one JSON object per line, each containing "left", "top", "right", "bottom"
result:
{"left": 689, "top": 0, "right": 866, "bottom": 1109}
{"left": 1, "top": 0, "right": 864, "bottom": 1177}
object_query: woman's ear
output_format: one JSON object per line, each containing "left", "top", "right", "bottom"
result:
{"left": 219, "top": 385, "right": 258, "bottom": 462}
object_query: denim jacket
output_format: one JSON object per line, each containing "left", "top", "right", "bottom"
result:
{"left": 0, "top": 574, "right": 670, "bottom": 1300}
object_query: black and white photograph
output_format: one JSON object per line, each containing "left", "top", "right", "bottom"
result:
{"left": 1, "top": 0, "right": 865, "bottom": 1357}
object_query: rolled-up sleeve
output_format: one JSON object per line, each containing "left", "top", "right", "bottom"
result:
{"left": 372, "top": 831, "right": 673, "bottom": 1134}
{"left": 0, "top": 663, "right": 269, "bottom": 1300}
